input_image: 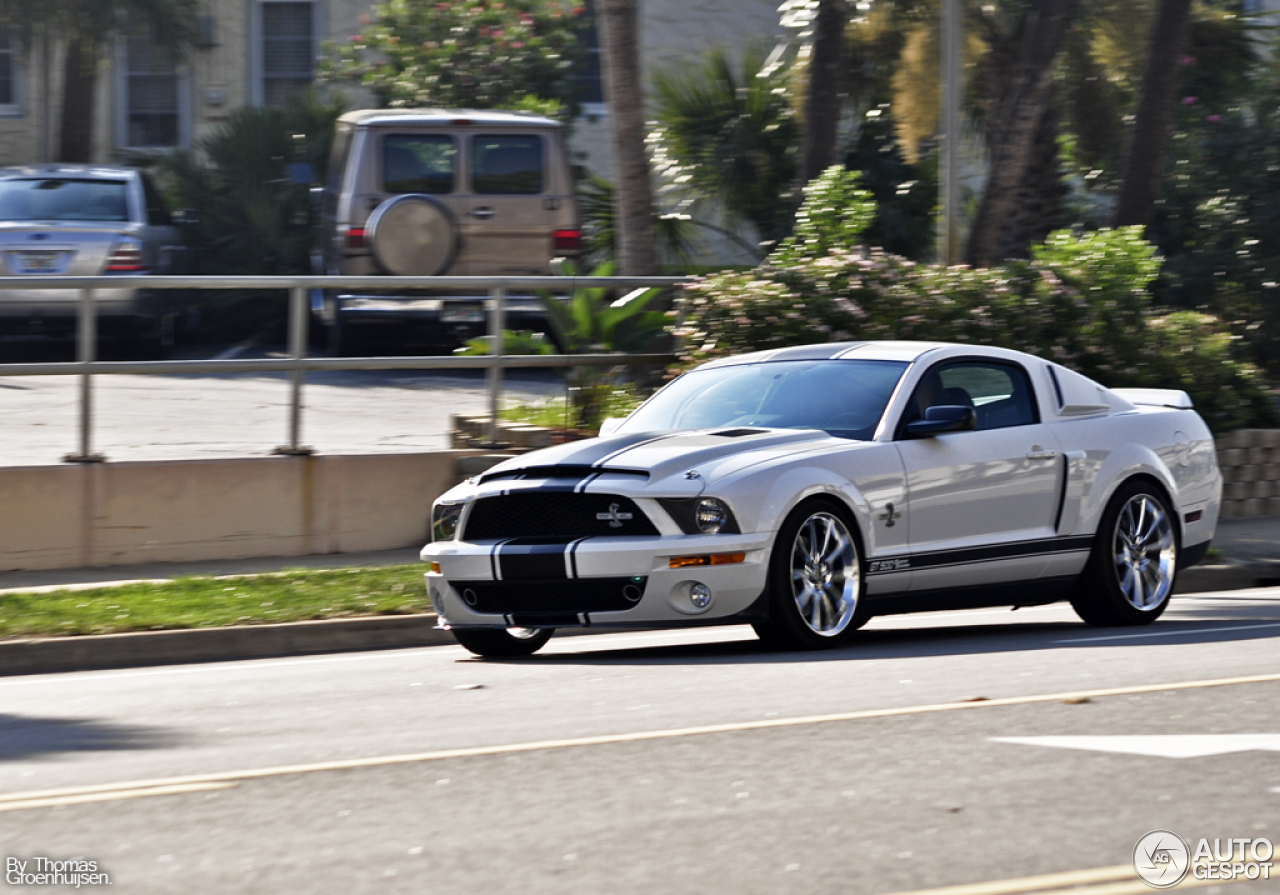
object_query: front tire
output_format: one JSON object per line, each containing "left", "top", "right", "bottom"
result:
{"left": 753, "top": 499, "right": 868, "bottom": 650}
{"left": 1071, "top": 481, "right": 1179, "bottom": 626}
{"left": 452, "top": 627, "right": 553, "bottom": 658}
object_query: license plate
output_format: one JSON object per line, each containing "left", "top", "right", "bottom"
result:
{"left": 440, "top": 302, "right": 485, "bottom": 323}
{"left": 17, "top": 251, "right": 63, "bottom": 274}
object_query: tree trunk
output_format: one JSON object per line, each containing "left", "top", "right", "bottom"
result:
{"left": 596, "top": 0, "right": 659, "bottom": 276}
{"left": 990, "top": 101, "right": 1067, "bottom": 260}
{"left": 964, "top": 0, "right": 1080, "bottom": 267}
{"left": 58, "top": 37, "right": 97, "bottom": 163}
{"left": 1112, "top": 0, "right": 1193, "bottom": 228}
{"left": 801, "top": 0, "right": 848, "bottom": 184}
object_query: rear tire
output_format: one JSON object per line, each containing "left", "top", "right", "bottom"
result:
{"left": 754, "top": 499, "right": 869, "bottom": 650}
{"left": 1070, "top": 480, "right": 1179, "bottom": 626}
{"left": 452, "top": 627, "right": 553, "bottom": 658}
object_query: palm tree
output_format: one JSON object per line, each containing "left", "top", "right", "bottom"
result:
{"left": 652, "top": 46, "right": 800, "bottom": 249}
{"left": 0, "top": 0, "right": 197, "bottom": 162}
{"left": 595, "top": 0, "right": 659, "bottom": 276}
{"left": 1112, "top": 0, "right": 1193, "bottom": 227}
{"left": 801, "top": 0, "right": 848, "bottom": 183}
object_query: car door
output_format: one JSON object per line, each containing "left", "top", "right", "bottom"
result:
{"left": 893, "top": 359, "right": 1064, "bottom": 591}
{"left": 464, "top": 132, "right": 552, "bottom": 275}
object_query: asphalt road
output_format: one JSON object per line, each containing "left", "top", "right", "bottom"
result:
{"left": 2, "top": 590, "right": 1278, "bottom": 894}
{"left": 0, "top": 341, "right": 562, "bottom": 465}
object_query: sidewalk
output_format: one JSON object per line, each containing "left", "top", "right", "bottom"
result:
{"left": 1, "top": 517, "right": 1276, "bottom": 676}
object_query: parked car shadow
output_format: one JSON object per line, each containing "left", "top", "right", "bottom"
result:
{"left": 0, "top": 713, "right": 181, "bottom": 760}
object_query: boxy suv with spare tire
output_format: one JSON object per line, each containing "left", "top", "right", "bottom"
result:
{"left": 314, "top": 109, "right": 581, "bottom": 355}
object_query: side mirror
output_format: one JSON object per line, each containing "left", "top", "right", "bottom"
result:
{"left": 598, "top": 417, "right": 623, "bottom": 436}
{"left": 905, "top": 404, "right": 977, "bottom": 437}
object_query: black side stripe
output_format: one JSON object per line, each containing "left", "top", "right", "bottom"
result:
{"left": 866, "top": 536, "right": 1093, "bottom": 576}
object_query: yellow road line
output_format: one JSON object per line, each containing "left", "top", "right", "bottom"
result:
{"left": 885, "top": 864, "right": 1136, "bottom": 895}
{"left": 0, "top": 782, "right": 237, "bottom": 813}
{"left": 2, "top": 671, "right": 1278, "bottom": 810}
{"left": 888, "top": 864, "right": 1254, "bottom": 895}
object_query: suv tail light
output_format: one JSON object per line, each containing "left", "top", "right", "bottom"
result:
{"left": 343, "top": 226, "right": 367, "bottom": 251}
{"left": 105, "top": 238, "right": 148, "bottom": 273}
{"left": 553, "top": 229, "right": 582, "bottom": 252}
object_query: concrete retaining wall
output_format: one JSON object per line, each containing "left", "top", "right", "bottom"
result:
{"left": 0, "top": 452, "right": 482, "bottom": 572}
{"left": 1217, "top": 429, "right": 1280, "bottom": 518}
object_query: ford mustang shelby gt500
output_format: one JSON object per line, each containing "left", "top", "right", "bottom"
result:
{"left": 422, "top": 341, "right": 1221, "bottom": 656}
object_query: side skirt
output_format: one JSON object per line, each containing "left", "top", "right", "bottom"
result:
{"left": 864, "top": 576, "right": 1077, "bottom": 616}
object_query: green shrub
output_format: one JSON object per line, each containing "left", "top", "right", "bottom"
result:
{"left": 677, "top": 210, "right": 1277, "bottom": 432}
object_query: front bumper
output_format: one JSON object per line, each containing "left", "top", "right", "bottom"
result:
{"left": 422, "top": 533, "right": 772, "bottom": 629}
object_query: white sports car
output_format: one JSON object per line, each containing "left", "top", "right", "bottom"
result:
{"left": 422, "top": 341, "right": 1221, "bottom": 656}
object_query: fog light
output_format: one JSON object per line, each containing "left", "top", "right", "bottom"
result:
{"left": 689, "top": 582, "right": 712, "bottom": 609}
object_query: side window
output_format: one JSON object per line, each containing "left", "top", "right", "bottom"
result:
{"left": 383, "top": 134, "right": 456, "bottom": 194}
{"left": 907, "top": 362, "right": 1038, "bottom": 431}
{"left": 472, "top": 135, "right": 543, "bottom": 194}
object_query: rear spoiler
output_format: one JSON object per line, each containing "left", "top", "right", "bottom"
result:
{"left": 1111, "top": 388, "right": 1193, "bottom": 410}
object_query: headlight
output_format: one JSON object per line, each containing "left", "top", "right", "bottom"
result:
{"left": 432, "top": 503, "right": 462, "bottom": 541}
{"left": 695, "top": 498, "right": 730, "bottom": 534}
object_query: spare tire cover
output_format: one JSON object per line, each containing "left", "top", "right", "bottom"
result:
{"left": 366, "top": 194, "right": 458, "bottom": 276}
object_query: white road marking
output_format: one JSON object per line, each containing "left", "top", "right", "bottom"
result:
{"left": 1055, "top": 622, "right": 1280, "bottom": 643}
{"left": 992, "top": 734, "right": 1280, "bottom": 759}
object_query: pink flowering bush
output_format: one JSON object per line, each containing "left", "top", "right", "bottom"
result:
{"left": 677, "top": 172, "right": 1276, "bottom": 431}
{"left": 320, "top": 0, "right": 585, "bottom": 116}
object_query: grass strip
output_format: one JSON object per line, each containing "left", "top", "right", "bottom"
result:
{"left": 0, "top": 565, "right": 430, "bottom": 639}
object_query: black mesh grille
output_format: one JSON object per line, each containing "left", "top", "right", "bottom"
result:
{"left": 455, "top": 578, "right": 646, "bottom": 614}
{"left": 462, "top": 493, "right": 658, "bottom": 540}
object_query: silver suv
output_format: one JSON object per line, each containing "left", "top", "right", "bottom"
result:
{"left": 0, "top": 164, "right": 188, "bottom": 356}
{"left": 314, "top": 109, "right": 581, "bottom": 354}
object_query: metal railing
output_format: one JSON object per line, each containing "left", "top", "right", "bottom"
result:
{"left": 0, "top": 275, "right": 688, "bottom": 462}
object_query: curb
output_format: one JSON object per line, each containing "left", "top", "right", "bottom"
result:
{"left": 2, "top": 562, "right": 1275, "bottom": 678}
{"left": 1176, "top": 560, "right": 1280, "bottom": 594}
{"left": 0, "top": 614, "right": 455, "bottom": 677}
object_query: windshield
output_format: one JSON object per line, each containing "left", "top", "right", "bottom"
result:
{"left": 619, "top": 359, "right": 909, "bottom": 441}
{"left": 0, "top": 179, "right": 131, "bottom": 222}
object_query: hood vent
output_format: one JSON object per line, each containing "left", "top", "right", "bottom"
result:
{"left": 479, "top": 464, "right": 650, "bottom": 484}
{"left": 710, "top": 428, "right": 767, "bottom": 438}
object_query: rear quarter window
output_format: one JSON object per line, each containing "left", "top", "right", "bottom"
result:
{"left": 472, "top": 134, "right": 543, "bottom": 194}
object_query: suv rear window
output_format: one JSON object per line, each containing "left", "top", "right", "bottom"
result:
{"left": 472, "top": 135, "right": 543, "bottom": 194}
{"left": 383, "top": 135, "right": 456, "bottom": 194}
{"left": 0, "top": 179, "right": 131, "bottom": 222}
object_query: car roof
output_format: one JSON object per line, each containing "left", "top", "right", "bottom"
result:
{"left": 338, "top": 108, "right": 562, "bottom": 129}
{"left": 694, "top": 341, "right": 1054, "bottom": 370}
{"left": 0, "top": 164, "right": 139, "bottom": 180}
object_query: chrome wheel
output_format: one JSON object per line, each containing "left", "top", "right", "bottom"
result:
{"left": 789, "top": 512, "right": 860, "bottom": 636}
{"left": 1111, "top": 494, "right": 1177, "bottom": 610}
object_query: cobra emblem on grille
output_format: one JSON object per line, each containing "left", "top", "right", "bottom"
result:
{"left": 595, "top": 502, "right": 633, "bottom": 528}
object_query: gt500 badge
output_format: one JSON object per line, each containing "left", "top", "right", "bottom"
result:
{"left": 868, "top": 558, "right": 911, "bottom": 573}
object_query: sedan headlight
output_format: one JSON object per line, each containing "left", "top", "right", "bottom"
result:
{"left": 695, "top": 498, "right": 730, "bottom": 534}
{"left": 432, "top": 503, "right": 463, "bottom": 541}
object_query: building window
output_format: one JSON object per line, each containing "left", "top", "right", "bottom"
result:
{"left": 575, "top": 1, "right": 603, "bottom": 105}
{"left": 0, "top": 25, "right": 18, "bottom": 112}
{"left": 123, "top": 28, "right": 179, "bottom": 147}
{"left": 260, "top": 1, "right": 315, "bottom": 107}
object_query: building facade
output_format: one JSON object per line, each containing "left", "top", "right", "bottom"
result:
{"left": 0, "top": 0, "right": 782, "bottom": 177}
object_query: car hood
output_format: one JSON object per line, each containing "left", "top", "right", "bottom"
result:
{"left": 474, "top": 428, "right": 844, "bottom": 495}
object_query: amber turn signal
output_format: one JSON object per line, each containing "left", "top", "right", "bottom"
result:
{"left": 669, "top": 552, "right": 745, "bottom": 569}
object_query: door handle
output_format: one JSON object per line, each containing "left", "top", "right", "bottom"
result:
{"left": 1026, "top": 447, "right": 1058, "bottom": 461}
{"left": 470, "top": 207, "right": 496, "bottom": 220}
